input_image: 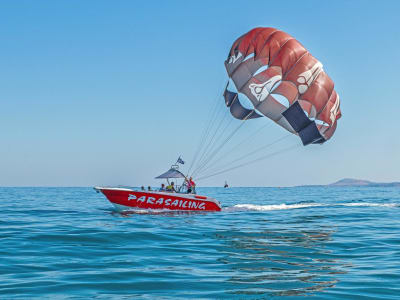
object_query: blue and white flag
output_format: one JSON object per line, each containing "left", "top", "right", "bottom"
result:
{"left": 177, "top": 157, "right": 185, "bottom": 164}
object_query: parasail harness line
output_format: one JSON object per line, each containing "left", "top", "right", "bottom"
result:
{"left": 191, "top": 116, "right": 246, "bottom": 178}
{"left": 195, "top": 133, "right": 291, "bottom": 178}
{"left": 191, "top": 109, "right": 231, "bottom": 176}
{"left": 187, "top": 84, "right": 224, "bottom": 176}
{"left": 187, "top": 73, "right": 229, "bottom": 176}
{"left": 189, "top": 89, "right": 238, "bottom": 177}
{"left": 193, "top": 121, "right": 273, "bottom": 177}
{"left": 188, "top": 80, "right": 236, "bottom": 176}
{"left": 195, "top": 143, "right": 300, "bottom": 182}
{"left": 190, "top": 90, "right": 259, "bottom": 178}
{"left": 191, "top": 80, "right": 288, "bottom": 179}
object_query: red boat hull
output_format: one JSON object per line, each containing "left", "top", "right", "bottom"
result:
{"left": 94, "top": 187, "right": 221, "bottom": 212}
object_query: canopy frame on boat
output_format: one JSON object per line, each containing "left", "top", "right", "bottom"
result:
{"left": 155, "top": 166, "right": 186, "bottom": 179}
{"left": 155, "top": 164, "right": 189, "bottom": 193}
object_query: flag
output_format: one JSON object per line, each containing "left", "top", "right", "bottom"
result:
{"left": 177, "top": 157, "right": 185, "bottom": 164}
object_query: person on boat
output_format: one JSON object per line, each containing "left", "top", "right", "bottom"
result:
{"left": 186, "top": 177, "right": 196, "bottom": 194}
{"left": 166, "top": 182, "right": 176, "bottom": 192}
{"left": 159, "top": 183, "right": 166, "bottom": 192}
{"left": 141, "top": 186, "right": 145, "bottom": 191}
{"left": 147, "top": 186, "right": 152, "bottom": 191}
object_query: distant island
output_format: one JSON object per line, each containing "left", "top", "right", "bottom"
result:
{"left": 299, "top": 178, "right": 400, "bottom": 187}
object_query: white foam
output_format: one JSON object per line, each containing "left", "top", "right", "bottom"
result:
{"left": 340, "top": 202, "right": 398, "bottom": 208}
{"left": 229, "top": 202, "right": 398, "bottom": 211}
{"left": 231, "top": 203, "right": 322, "bottom": 211}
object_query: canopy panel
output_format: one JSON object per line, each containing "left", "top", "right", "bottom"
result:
{"left": 223, "top": 87, "right": 263, "bottom": 120}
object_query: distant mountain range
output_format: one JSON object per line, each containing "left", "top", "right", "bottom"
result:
{"left": 299, "top": 178, "right": 400, "bottom": 187}
{"left": 328, "top": 178, "right": 400, "bottom": 187}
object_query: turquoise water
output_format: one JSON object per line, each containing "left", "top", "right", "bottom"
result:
{"left": 1, "top": 187, "right": 399, "bottom": 299}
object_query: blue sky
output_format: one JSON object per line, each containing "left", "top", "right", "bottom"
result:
{"left": 1, "top": 0, "right": 399, "bottom": 187}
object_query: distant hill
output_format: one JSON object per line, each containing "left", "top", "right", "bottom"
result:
{"left": 328, "top": 178, "right": 400, "bottom": 187}
{"left": 296, "top": 178, "right": 400, "bottom": 188}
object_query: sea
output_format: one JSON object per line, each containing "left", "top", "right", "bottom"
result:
{"left": 0, "top": 186, "right": 399, "bottom": 299}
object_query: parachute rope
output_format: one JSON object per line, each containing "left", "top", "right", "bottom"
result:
{"left": 192, "top": 87, "right": 279, "bottom": 178}
{"left": 195, "top": 143, "right": 300, "bottom": 182}
{"left": 191, "top": 118, "right": 246, "bottom": 177}
{"left": 187, "top": 77, "right": 227, "bottom": 175}
{"left": 192, "top": 106, "right": 231, "bottom": 173}
{"left": 190, "top": 97, "right": 288, "bottom": 180}
{"left": 196, "top": 133, "right": 291, "bottom": 177}
{"left": 193, "top": 121, "right": 273, "bottom": 176}
{"left": 196, "top": 113, "right": 233, "bottom": 169}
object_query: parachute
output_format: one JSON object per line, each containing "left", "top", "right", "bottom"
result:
{"left": 224, "top": 27, "right": 341, "bottom": 146}
{"left": 189, "top": 27, "right": 342, "bottom": 181}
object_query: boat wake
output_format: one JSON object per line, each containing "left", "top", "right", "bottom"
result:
{"left": 230, "top": 203, "right": 321, "bottom": 211}
{"left": 228, "top": 202, "right": 399, "bottom": 211}
{"left": 108, "top": 202, "right": 398, "bottom": 215}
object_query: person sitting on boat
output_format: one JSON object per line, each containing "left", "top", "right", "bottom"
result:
{"left": 186, "top": 177, "right": 196, "bottom": 194}
{"left": 166, "top": 182, "right": 176, "bottom": 192}
{"left": 147, "top": 186, "right": 152, "bottom": 191}
{"left": 141, "top": 186, "right": 145, "bottom": 191}
{"left": 159, "top": 183, "right": 166, "bottom": 192}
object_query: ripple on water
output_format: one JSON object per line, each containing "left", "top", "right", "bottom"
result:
{"left": 0, "top": 187, "right": 399, "bottom": 299}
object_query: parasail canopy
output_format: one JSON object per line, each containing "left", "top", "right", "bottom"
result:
{"left": 224, "top": 27, "right": 341, "bottom": 146}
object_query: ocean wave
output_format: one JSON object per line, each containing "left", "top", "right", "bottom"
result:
{"left": 340, "top": 202, "right": 398, "bottom": 208}
{"left": 230, "top": 202, "right": 398, "bottom": 211}
{"left": 230, "top": 203, "right": 322, "bottom": 211}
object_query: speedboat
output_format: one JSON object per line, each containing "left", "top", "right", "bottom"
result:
{"left": 94, "top": 164, "right": 221, "bottom": 212}
{"left": 94, "top": 187, "right": 221, "bottom": 212}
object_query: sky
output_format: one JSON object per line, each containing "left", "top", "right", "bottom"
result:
{"left": 1, "top": 0, "right": 400, "bottom": 187}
